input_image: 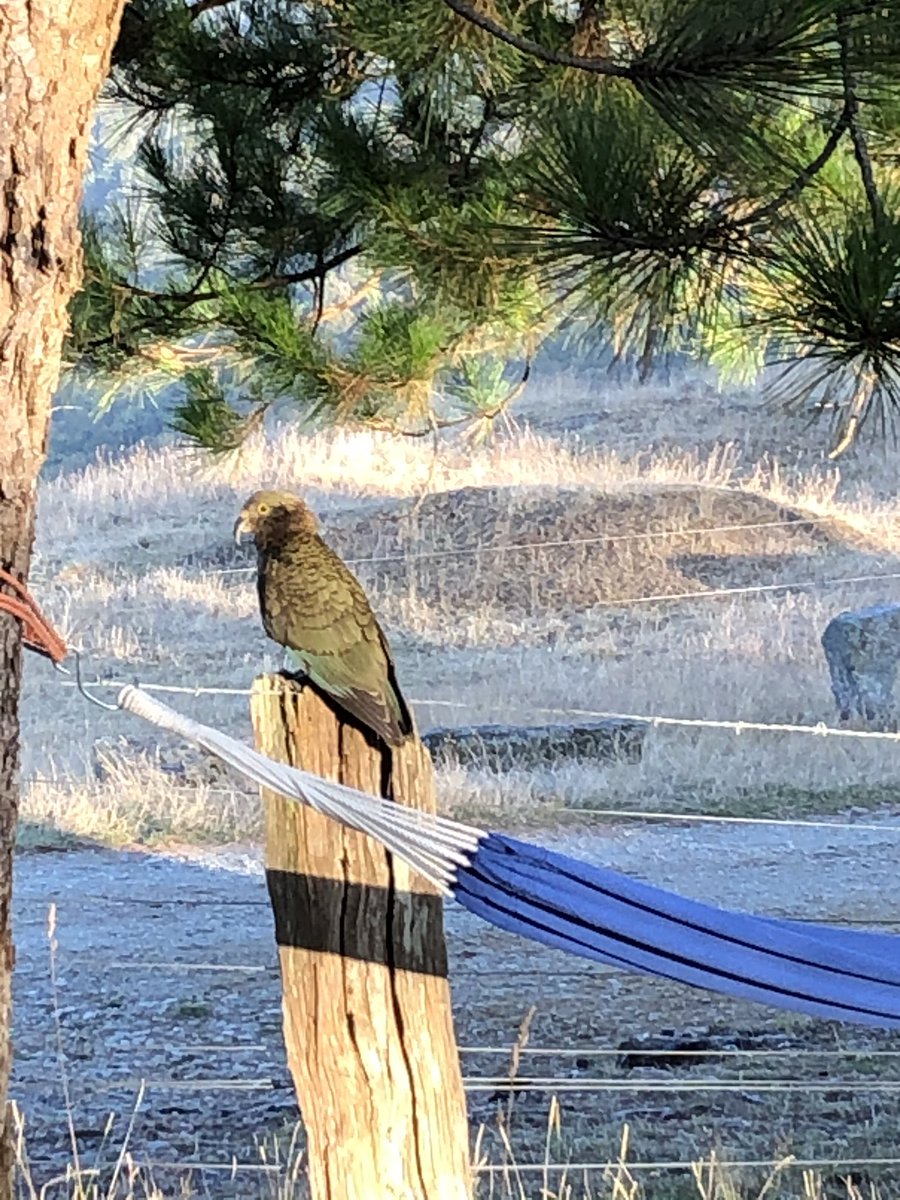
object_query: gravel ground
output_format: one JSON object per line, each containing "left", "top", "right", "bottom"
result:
{"left": 11, "top": 813, "right": 900, "bottom": 1196}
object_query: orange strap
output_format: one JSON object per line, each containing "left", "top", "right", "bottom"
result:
{"left": 0, "top": 567, "right": 68, "bottom": 664}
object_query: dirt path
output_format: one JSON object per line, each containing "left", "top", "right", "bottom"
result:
{"left": 12, "top": 814, "right": 900, "bottom": 1195}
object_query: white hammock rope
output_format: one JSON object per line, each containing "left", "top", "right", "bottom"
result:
{"left": 117, "top": 685, "right": 484, "bottom": 895}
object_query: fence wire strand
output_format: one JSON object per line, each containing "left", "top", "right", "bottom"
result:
{"left": 465, "top": 1078, "right": 900, "bottom": 1094}
{"left": 43, "top": 565, "right": 900, "bottom": 618}
{"left": 473, "top": 1155, "right": 900, "bottom": 1175}
{"left": 16, "top": 1152, "right": 900, "bottom": 1178}
{"left": 190, "top": 511, "right": 896, "bottom": 575}
{"left": 49, "top": 677, "right": 900, "bottom": 744}
{"left": 26, "top": 1074, "right": 900, "bottom": 1097}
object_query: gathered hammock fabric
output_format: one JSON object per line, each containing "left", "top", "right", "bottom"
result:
{"left": 119, "top": 685, "right": 900, "bottom": 1031}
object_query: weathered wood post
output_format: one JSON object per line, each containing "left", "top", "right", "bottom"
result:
{"left": 251, "top": 674, "right": 472, "bottom": 1200}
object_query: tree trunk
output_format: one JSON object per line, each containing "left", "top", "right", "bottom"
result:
{"left": 0, "top": 2, "right": 125, "bottom": 1190}
{"left": 251, "top": 675, "right": 473, "bottom": 1200}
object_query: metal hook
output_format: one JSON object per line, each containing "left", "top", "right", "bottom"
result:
{"left": 63, "top": 649, "right": 120, "bottom": 712}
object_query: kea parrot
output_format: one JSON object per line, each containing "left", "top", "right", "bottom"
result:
{"left": 234, "top": 489, "right": 414, "bottom": 746}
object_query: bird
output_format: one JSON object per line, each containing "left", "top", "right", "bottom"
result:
{"left": 234, "top": 489, "right": 414, "bottom": 747}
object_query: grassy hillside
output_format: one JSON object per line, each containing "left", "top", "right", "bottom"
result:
{"left": 20, "top": 369, "right": 900, "bottom": 846}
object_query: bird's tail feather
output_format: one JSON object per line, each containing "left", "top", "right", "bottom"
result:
{"left": 283, "top": 648, "right": 409, "bottom": 746}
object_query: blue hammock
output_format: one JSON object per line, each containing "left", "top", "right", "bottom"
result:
{"left": 455, "top": 833, "right": 900, "bottom": 1029}
{"left": 118, "top": 685, "right": 900, "bottom": 1031}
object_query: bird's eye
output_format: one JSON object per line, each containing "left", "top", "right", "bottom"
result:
{"left": 257, "top": 503, "right": 269, "bottom": 515}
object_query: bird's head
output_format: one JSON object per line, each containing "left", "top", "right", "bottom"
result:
{"left": 234, "top": 490, "right": 318, "bottom": 549}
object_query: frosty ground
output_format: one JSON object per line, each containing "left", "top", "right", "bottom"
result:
{"left": 15, "top": 814, "right": 900, "bottom": 1195}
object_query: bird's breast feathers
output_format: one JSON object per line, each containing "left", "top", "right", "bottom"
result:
{"left": 259, "top": 539, "right": 376, "bottom": 652}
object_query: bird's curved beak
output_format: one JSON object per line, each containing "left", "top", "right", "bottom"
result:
{"left": 233, "top": 513, "right": 252, "bottom": 547}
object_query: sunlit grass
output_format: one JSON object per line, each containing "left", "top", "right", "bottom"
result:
{"left": 20, "top": 369, "right": 900, "bottom": 837}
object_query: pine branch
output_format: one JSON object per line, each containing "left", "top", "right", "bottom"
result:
{"left": 439, "top": 0, "right": 629, "bottom": 75}
{"left": 115, "top": 245, "right": 364, "bottom": 309}
{"left": 837, "top": 8, "right": 885, "bottom": 227}
{"left": 310, "top": 255, "right": 327, "bottom": 335}
{"left": 458, "top": 95, "right": 497, "bottom": 182}
{"left": 827, "top": 370, "right": 875, "bottom": 459}
{"left": 327, "top": 273, "right": 382, "bottom": 320}
{"left": 188, "top": 175, "right": 239, "bottom": 299}
{"left": 735, "top": 104, "right": 853, "bottom": 226}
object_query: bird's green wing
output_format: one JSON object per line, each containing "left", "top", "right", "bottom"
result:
{"left": 266, "top": 545, "right": 412, "bottom": 743}
{"left": 295, "top": 632, "right": 411, "bottom": 745}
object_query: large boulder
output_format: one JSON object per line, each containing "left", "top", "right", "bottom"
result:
{"left": 821, "top": 603, "right": 900, "bottom": 728}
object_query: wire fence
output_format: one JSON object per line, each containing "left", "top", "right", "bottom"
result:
{"left": 16, "top": 1152, "right": 900, "bottom": 1178}
{"left": 46, "top": 679, "right": 900, "bottom": 743}
{"left": 19, "top": 505, "right": 900, "bottom": 1192}
{"left": 174, "top": 511, "right": 900, "bottom": 576}
{"left": 476, "top": 1156, "right": 900, "bottom": 1176}
{"left": 21, "top": 855, "right": 900, "bottom": 1192}
{"left": 30, "top": 512, "right": 869, "bottom": 593}
{"left": 38, "top": 563, "right": 900, "bottom": 618}
{"left": 26, "top": 665, "right": 900, "bottom": 1193}
{"left": 31, "top": 514, "right": 848, "bottom": 581}
{"left": 28, "top": 510, "right": 900, "bottom": 651}
{"left": 23, "top": 1073, "right": 900, "bottom": 1098}
{"left": 467, "top": 1078, "right": 900, "bottom": 1095}
{"left": 29, "top": 1040, "right": 900, "bottom": 1061}
{"left": 25, "top": 883, "right": 900, "bottom": 911}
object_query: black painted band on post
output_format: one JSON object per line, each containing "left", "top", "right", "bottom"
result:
{"left": 266, "top": 869, "right": 449, "bottom": 976}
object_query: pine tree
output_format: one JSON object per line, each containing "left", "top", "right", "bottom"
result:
{"left": 0, "top": 3, "right": 127, "bottom": 1192}
{"left": 73, "top": 0, "right": 900, "bottom": 455}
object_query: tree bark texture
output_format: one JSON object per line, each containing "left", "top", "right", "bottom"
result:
{"left": 251, "top": 675, "right": 473, "bottom": 1200}
{"left": 0, "top": 1, "right": 125, "bottom": 1190}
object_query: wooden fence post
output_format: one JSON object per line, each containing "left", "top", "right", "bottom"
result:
{"left": 250, "top": 673, "right": 473, "bottom": 1200}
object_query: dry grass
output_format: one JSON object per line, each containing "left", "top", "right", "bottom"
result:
{"left": 12, "top": 1108, "right": 885, "bottom": 1200}
{"left": 473, "top": 1117, "right": 887, "bottom": 1200}
{"left": 18, "top": 368, "right": 900, "bottom": 842}
{"left": 21, "top": 758, "right": 260, "bottom": 848}
{"left": 12, "top": 1086, "right": 308, "bottom": 1200}
{"left": 18, "top": 367, "right": 900, "bottom": 1196}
